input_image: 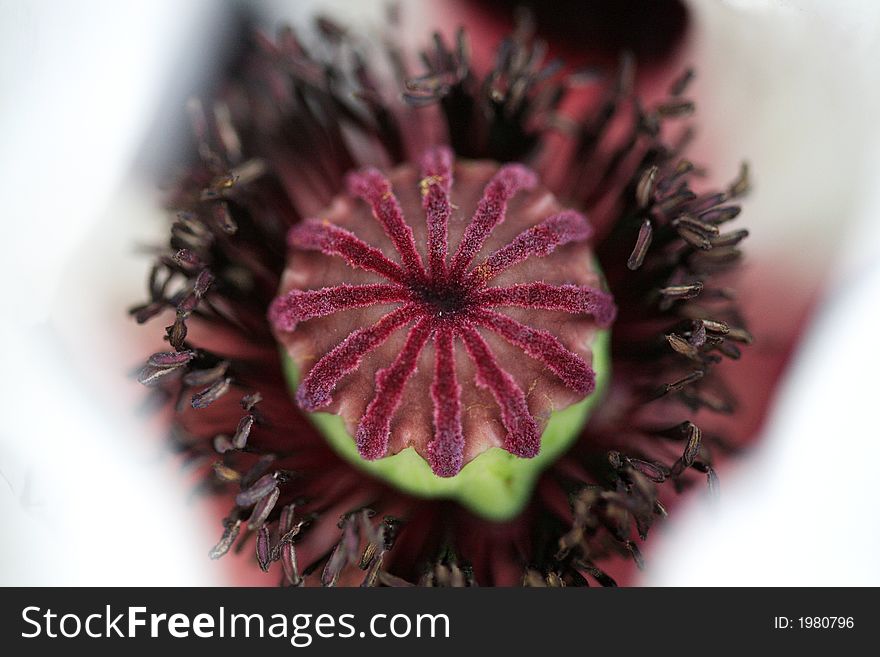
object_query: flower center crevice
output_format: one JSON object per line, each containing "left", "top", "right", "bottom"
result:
{"left": 413, "top": 281, "right": 471, "bottom": 318}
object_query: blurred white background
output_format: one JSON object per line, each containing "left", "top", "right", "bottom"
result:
{"left": 1, "top": 0, "right": 878, "bottom": 586}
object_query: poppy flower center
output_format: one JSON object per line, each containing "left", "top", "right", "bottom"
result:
{"left": 270, "top": 147, "right": 615, "bottom": 519}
